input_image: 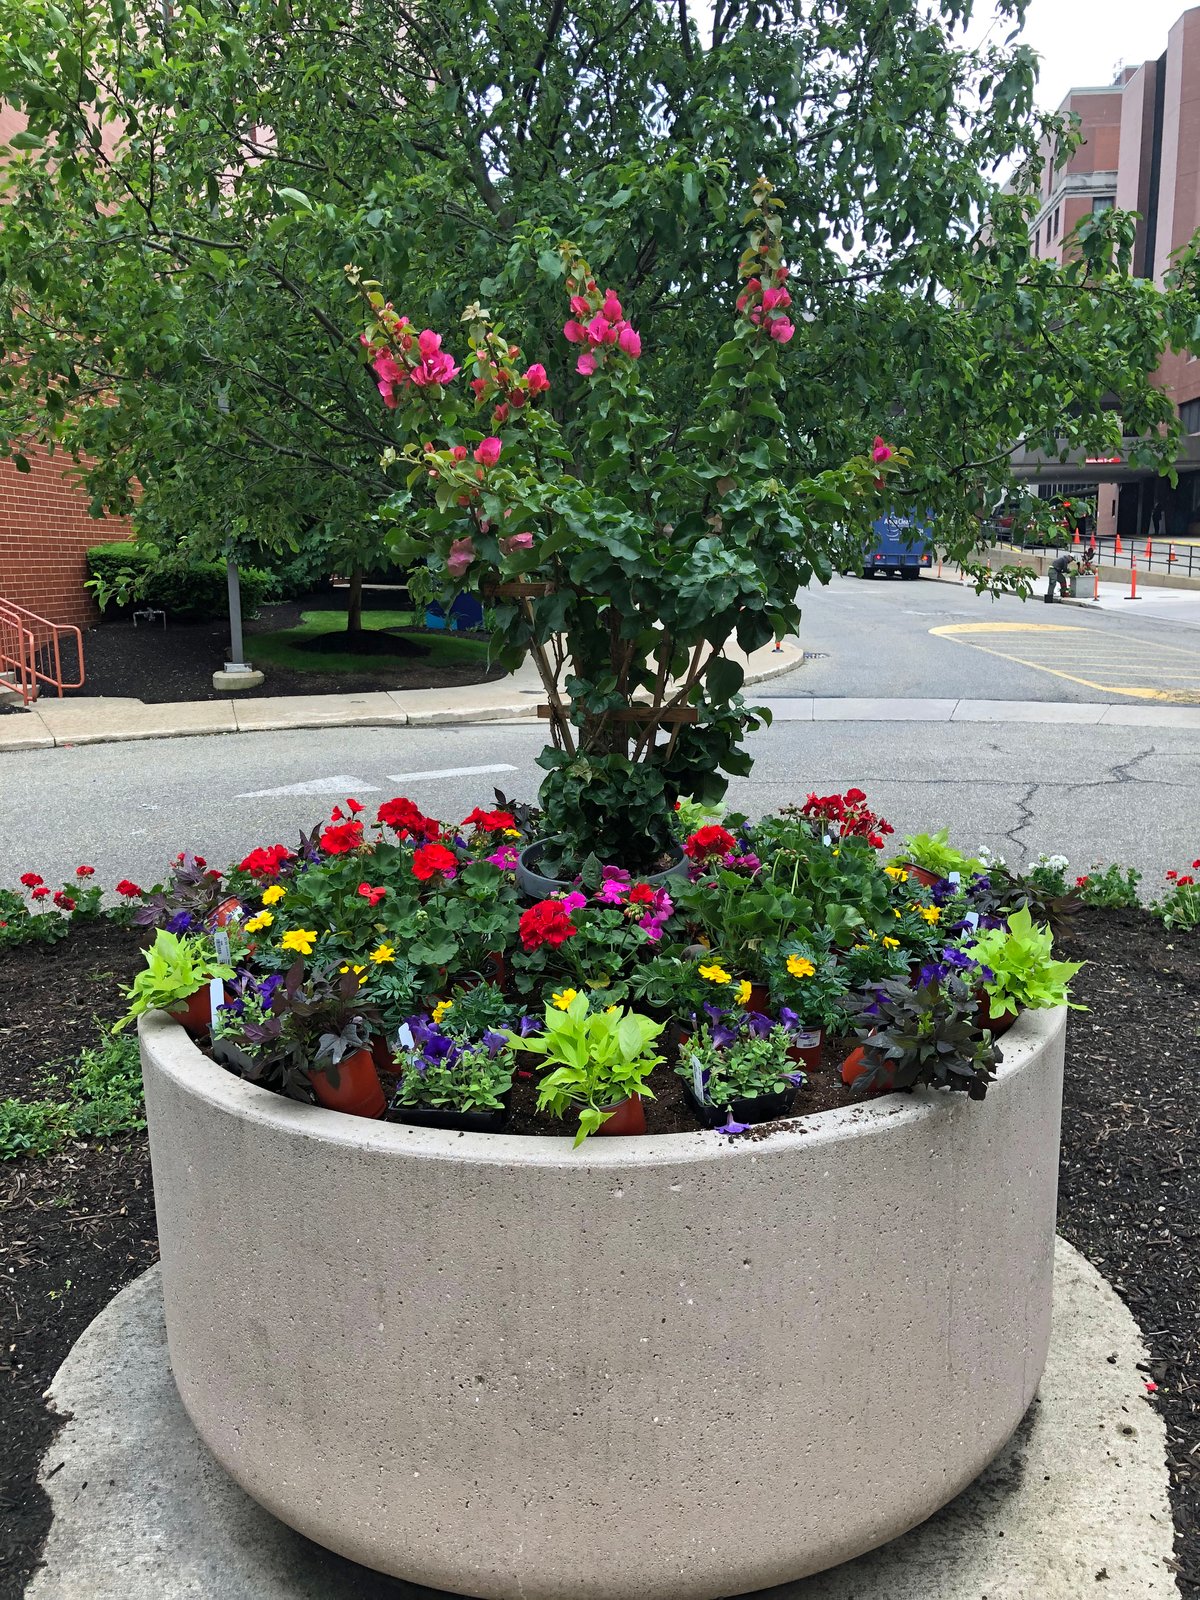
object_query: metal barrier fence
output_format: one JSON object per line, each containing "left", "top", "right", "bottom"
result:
{"left": 995, "top": 537, "right": 1200, "bottom": 579}
{"left": 0, "top": 598, "right": 85, "bottom": 704}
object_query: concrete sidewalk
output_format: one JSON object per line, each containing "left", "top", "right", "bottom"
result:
{"left": 0, "top": 638, "right": 804, "bottom": 752}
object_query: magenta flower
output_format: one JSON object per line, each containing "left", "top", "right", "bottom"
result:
{"left": 761, "top": 286, "right": 791, "bottom": 311}
{"left": 602, "top": 290, "right": 623, "bottom": 322}
{"left": 563, "top": 319, "right": 585, "bottom": 343}
{"left": 872, "top": 436, "right": 894, "bottom": 464}
{"left": 524, "top": 363, "right": 551, "bottom": 394}
{"left": 569, "top": 295, "right": 590, "bottom": 317}
{"left": 485, "top": 845, "right": 520, "bottom": 870}
{"left": 585, "top": 312, "right": 610, "bottom": 347}
{"left": 447, "top": 537, "right": 476, "bottom": 578}
{"left": 596, "top": 879, "right": 628, "bottom": 906}
{"left": 618, "top": 325, "right": 642, "bottom": 358}
{"left": 500, "top": 532, "right": 534, "bottom": 555}
{"left": 560, "top": 891, "right": 588, "bottom": 914}
{"left": 576, "top": 352, "right": 598, "bottom": 376}
{"left": 451, "top": 444, "right": 468, "bottom": 461}
{"left": 474, "top": 437, "right": 502, "bottom": 467}
{"left": 769, "top": 318, "right": 795, "bottom": 343}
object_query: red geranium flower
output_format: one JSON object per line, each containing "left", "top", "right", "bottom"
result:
{"left": 1166, "top": 870, "right": 1178, "bottom": 881}
{"left": 357, "top": 882, "right": 387, "bottom": 907}
{"left": 462, "top": 807, "right": 516, "bottom": 833}
{"left": 115, "top": 879, "right": 143, "bottom": 898}
{"left": 320, "top": 821, "right": 364, "bottom": 856}
{"left": 1179, "top": 875, "right": 1195, "bottom": 886}
{"left": 1075, "top": 876, "right": 1089, "bottom": 888}
{"left": 239, "top": 844, "right": 293, "bottom": 877}
{"left": 346, "top": 797, "right": 364, "bottom": 815}
{"left": 19, "top": 872, "right": 42, "bottom": 888}
{"left": 75, "top": 864, "right": 95, "bottom": 877}
{"left": 377, "top": 797, "right": 440, "bottom": 840}
{"left": 412, "top": 842, "right": 459, "bottom": 882}
{"left": 519, "top": 899, "right": 577, "bottom": 952}
{"left": 684, "top": 825, "right": 737, "bottom": 861}
{"left": 628, "top": 882, "right": 656, "bottom": 905}
{"left": 31, "top": 886, "right": 50, "bottom": 900}
{"left": 844, "top": 788, "right": 866, "bottom": 804}
{"left": 1193, "top": 859, "right": 1200, "bottom": 870}
{"left": 53, "top": 891, "right": 76, "bottom": 910}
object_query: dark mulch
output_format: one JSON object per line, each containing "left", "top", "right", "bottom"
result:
{"left": 0, "top": 923, "right": 154, "bottom": 1600}
{"left": 41, "top": 592, "right": 503, "bottom": 704}
{"left": 1, "top": 908, "right": 1198, "bottom": 1595}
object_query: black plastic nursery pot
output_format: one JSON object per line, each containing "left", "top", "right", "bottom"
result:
{"left": 515, "top": 838, "right": 689, "bottom": 901}
{"left": 393, "top": 1100, "right": 509, "bottom": 1134}
{"left": 682, "top": 1081, "right": 798, "bottom": 1128}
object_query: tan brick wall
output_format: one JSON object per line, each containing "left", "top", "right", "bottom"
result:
{"left": 0, "top": 443, "right": 132, "bottom": 628}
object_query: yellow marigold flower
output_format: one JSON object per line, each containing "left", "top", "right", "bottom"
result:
{"left": 894, "top": 908, "right": 902, "bottom": 919}
{"left": 503, "top": 828, "right": 522, "bottom": 839}
{"left": 244, "top": 911, "right": 273, "bottom": 934}
{"left": 734, "top": 979, "right": 752, "bottom": 1006}
{"left": 432, "top": 999, "right": 453, "bottom": 1023}
{"left": 698, "top": 963, "right": 731, "bottom": 984}
{"left": 280, "top": 928, "right": 316, "bottom": 955}
{"left": 786, "top": 955, "right": 816, "bottom": 979}
{"left": 884, "top": 865, "right": 909, "bottom": 883}
{"left": 370, "top": 944, "right": 395, "bottom": 964}
{"left": 882, "top": 936, "right": 900, "bottom": 949}
{"left": 919, "top": 905, "right": 941, "bottom": 924}
{"left": 262, "top": 884, "right": 286, "bottom": 905}
{"left": 552, "top": 988, "right": 578, "bottom": 1010}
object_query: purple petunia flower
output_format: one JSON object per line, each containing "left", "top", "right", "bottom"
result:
{"left": 518, "top": 1014, "right": 543, "bottom": 1038}
{"left": 744, "top": 1011, "right": 773, "bottom": 1038}
{"left": 481, "top": 1029, "right": 509, "bottom": 1055}
{"left": 778, "top": 1006, "right": 800, "bottom": 1032}
{"left": 785, "top": 1070, "right": 806, "bottom": 1087}
{"left": 719, "top": 1110, "right": 750, "bottom": 1136}
{"left": 165, "top": 910, "right": 194, "bottom": 935}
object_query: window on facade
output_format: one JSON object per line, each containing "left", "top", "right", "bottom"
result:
{"left": 1179, "top": 398, "right": 1200, "bottom": 434}
{"left": 1092, "top": 197, "right": 1114, "bottom": 216}
{"left": 1053, "top": 206, "right": 1061, "bottom": 237}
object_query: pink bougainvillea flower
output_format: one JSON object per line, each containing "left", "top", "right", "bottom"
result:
{"left": 474, "top": 437, "right": 502, "bottom": 466}
{"left": 563, "top": 319, "right": 585, "bottom": 343}
{"left": 493, "top": 402, "right": 510, "bottom": 425}
{"left": 761, "top": 286, "right": 791, "bottom": 311}
{"left": 618, "top": 325, "right": 642, "bottom": 358}
{"left": 508, "top": 387, "right": 526, "bottom": 408}
{"left": 451, "top": 444, "right": 468, "bottom": 461}
{"left": 584, "top": 312, "right": 609, "bottom": 347}
{"left": 769, "top": 317, "right": 795, "bottom": 343}
{"left": 872, "top": 436, "right": 894, "bottom": 464}
{"left": 469, "top": 376, "right": 489, "bottom": 401}
{"left": 569, "top": 294, "right": 591, "bottom": 316}
{"left": 500, "top": 532, "right": 534, "bottom": 555}
{"left": 601, "top": 290, "right": 623, "bottom": 322}
{"left": 372, "top": 351, "right": 403, "bottom": 385}
{"left": 576, "top": 351, "right": 598, "bottom": 376}
{"left": 417, "top": 328, "right": 442, "bottom": 360}
{"left": 447, "top": 537, "right": 477, "bottom": 578}
{"left": 524, "top": 362, "right": 550, "bottom": 394}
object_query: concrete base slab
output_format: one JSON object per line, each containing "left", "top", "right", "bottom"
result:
{"left": 212, "top": 668, "right": 265, "bottom": 692}
{"left": 28, "top": 1240, "right": 1178, "bottom": 1600}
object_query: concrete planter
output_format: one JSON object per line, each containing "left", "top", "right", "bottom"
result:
{"left": 140, "top": 1005, "right": 1066, "bottom": 1600}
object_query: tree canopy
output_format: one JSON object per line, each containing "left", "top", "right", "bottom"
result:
{"left": 0, "top": 0, "right": 1197, "bottom": 578}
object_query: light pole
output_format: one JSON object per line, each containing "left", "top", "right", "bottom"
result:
{"left": 211, "top": 388, "right": 264, "bottom": 691}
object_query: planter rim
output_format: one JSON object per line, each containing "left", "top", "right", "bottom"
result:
{"left": 139, "top": 1003, "right": 1064, "bottom": 1168}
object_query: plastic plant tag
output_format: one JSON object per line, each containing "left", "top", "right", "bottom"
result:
{"left": 689, "top": 1052, "right": 708, "bottom": 1105}
{"left": 963, "top": 911, "right": 980, "bottom": 930}
{"left": 947, "top": 871, "right": 961, "bottom": 886}
{"left": 396, "top": 1022, "right": 416, "bottom": 1051}
{"left": 822, "top": 834, "right": 832, "bottom": 847}
{"left": 213, "top": 928, "right": 232, "bottom": 966}
{"left": 792, "top": 1029, "right": 821, "bottom": 1050}
{"left": 208, "top": 976, "right": 225, "bottom": 1018}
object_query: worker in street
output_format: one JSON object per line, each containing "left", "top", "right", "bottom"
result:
{"left": 1044, "top": 547, "right": 1093, "bottom": 603}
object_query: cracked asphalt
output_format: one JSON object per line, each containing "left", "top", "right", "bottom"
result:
{"left": 2, "top": 575, "right": 1196, "bottom": 889}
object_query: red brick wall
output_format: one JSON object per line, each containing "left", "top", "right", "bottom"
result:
{"left": 0, "top": 444, "right": 132, "bottom": 628}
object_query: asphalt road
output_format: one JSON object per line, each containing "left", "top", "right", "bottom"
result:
{"left": 2, "top": 572, "right": 1197, "bottom": 893}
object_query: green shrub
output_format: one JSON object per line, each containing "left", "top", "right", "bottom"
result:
{"left": 86, "top": 542, "right": 278, "bottom": 621}
{"left": 0, "top": 1032, "right": 144, "bottom": 1162}
{"left": 0, "top": 1098, "right": 71, "bottom": 1161}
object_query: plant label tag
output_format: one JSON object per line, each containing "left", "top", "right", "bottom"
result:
{"left": 948, "top": 871, "right": 961, "bottom": 886}
{"left": 964, "top": 911, "right": 980, "bottom": 929}
{"left": 209, "top": 976, "right": 225, "bottom": 1018}
{"left": 213, "top": 929, "right": 232, "bottom": 966}
{"left": 689, "top": 1052, "right": 707, "bottom": 1105}
{"left": 822, "top": 834, "right": 832, "bottom": 847}
{"left": 396, "top": 1022, "right": 416, "bottom": 1050}
{"left": 793, "top": 1029, "right": 821, "bottom": 1050}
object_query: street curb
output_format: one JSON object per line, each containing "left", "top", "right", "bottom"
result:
{"left": 0, "top": 640, "right": 804, "bottom": 751}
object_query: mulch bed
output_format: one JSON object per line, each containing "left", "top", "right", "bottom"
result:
{"left": 1, "top": 908, "right": 1198, "bottom": 1596}
{"left": 34, "top": 593, "right": 503, "bottom": 704}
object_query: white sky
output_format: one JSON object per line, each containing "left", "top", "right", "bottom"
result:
{"left": 963, "top": 0, "right": 1196, "bottom": 109}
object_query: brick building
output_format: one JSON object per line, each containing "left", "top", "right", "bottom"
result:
{"left": 1013, "top": 5, "right": 1200, "bottom": 539}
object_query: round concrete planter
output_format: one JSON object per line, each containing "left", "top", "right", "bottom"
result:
{"left": 140, "top": 1005, "right": 1066, "bottom": 1600}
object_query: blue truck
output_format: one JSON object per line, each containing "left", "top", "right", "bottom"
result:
{"left": 858, "top": 513, "right": 934, "bottom": 579}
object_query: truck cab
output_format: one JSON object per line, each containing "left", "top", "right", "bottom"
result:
{"left": 861, "top": 513, "right": 934, "bottom": 579}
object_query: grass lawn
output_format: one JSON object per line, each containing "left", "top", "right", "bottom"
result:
{"left": 249, "top": 608, "right": 496, "bottom": 675}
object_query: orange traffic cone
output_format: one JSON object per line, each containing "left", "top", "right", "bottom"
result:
{"left": 1115, "top": 534, "right": 1123, "bottom": 554}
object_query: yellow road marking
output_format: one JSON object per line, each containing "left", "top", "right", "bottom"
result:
{"left": 929, "top": 621, "right": 1200, "bottom": 703}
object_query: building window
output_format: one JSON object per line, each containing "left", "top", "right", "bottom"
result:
{"left": 1180, "top": 398, "right": 1200, "bottom": 434}
{"left": 1092, "top": 197, "right": 1114, "bottom": 216}
{"left": 1053, "top": 205, "right": 1061, "bottom": 237}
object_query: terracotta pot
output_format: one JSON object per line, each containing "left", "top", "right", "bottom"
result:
{"left": 786, "top": 1027, "right": 823, "bottom": 1075}
{"left": 370, "top": 1034, "right": 396, "bottom": 1073}
{"left": 595, "top": 1095, "right": 646, "bottom": 1137}
{"left": 309, "top": 1049, "right": 386, "bottom": 1119}
{"left": 841, "top": 1046, "right": 894, "bottom": 1094}
{"left": 975, "top": 991, "right": 1018, "bottom": 1037}
{"left": 168, "top": 986, "right": 217, "bottom": 1036}
{"left": 903, "top": 863, "right": 941, "bottom": 888}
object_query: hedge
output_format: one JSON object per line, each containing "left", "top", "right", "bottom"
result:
{"left": 86, "top": 543, "right": 278, "bottom": 621}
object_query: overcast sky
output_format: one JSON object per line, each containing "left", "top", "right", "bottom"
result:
{"left": 963, "top": 0, "right": 1195, "bottom": 109}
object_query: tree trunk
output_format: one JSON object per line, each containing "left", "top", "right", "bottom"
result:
{"left": 346, "top": 569, "right": 364, "bottom": 635}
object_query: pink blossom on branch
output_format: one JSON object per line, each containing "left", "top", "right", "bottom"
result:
{"left": 602, "top": 290, "right": 623, "bottom": 322}
{"left": 618, "top": 325, "right": 642, "bottom": 358}
{"left": 769, "top": 317, "right": 795, "bottom": 343}
{"left": 872, "top": 436, "right": 894, "bottom": 464}
{"left": 761, "top": 286, "right": 791, "bottom": 310}
{"left": 447, "top": 537, "right": 476, "bottom": 578}
{"left": 576, "top": 351, "right": 598, "bottom": 376}
{"left": 563, "top": 320, "right": 585, "bottom": 343}
{"left": 474, "top": 437, "right": 503, "bottom": 466}
{"left": 500, "top": 532, "right": 534, "bottom": 555}
{"left": 524, "top": 363, "right": 551, "bottom": 394}
{"left": 451, "top": 444, "right": 468, "bottom": 461}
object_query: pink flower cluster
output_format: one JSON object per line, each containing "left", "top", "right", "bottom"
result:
{"left": 362, "top": 322, "right": 459, "bottom": 408}
{"left": 593, "top": 868, "right": 673, "bottom": 940}
{"left": 736, "top": 265, "right": 794, "bottom": 343}
{"left": 562, "top": 282, "right": 642, "bottom": 377}
{"left": 467, "top": 325, "right": 551, "bottom": 427}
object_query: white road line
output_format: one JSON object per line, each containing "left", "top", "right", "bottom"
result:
{"left": 236, "top": 775, "right": 382, "bottom": 799}
{"left": 385, "top": 763, "right": 518, "bottom": 783}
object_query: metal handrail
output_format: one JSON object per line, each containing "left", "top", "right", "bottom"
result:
{"left": 0, "top": 597, "right": 85, "bottom": 705}
{"left": 993, "top": 537, "right": 1200, "bottom": 580}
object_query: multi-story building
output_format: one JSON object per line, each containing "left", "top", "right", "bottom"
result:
{"left": 1013, "top": 4, "right": 1200, "bottom": 541}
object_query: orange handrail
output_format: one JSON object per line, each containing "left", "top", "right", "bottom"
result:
{"left": 0, "top": 597, "right": 85, "bottom": 705}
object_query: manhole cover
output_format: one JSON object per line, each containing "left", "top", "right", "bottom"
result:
{"left": 803, "top": 651, "right": 829, "bottom": 660}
